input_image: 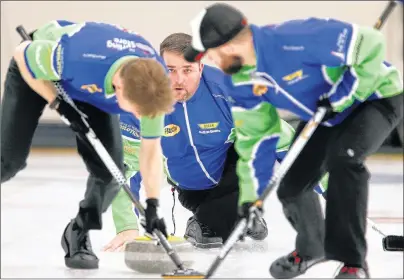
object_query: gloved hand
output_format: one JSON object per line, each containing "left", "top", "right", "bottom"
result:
{"left": 50, "top": 95, "right": 90, "bottom": 134}
{"left": 238, "top": 202, "right": 264, "bottom": 238}
{"left": 141, "top": 198, "right": 168, "bottom": 238}
{"left": 238, "top": 202, "right": 263, "bottom": 218}
{"left": 317, "top": 95, "right": 337, "bottom": 122}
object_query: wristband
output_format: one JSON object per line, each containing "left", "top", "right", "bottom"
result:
{"left": 146, "top": 198, "right": 159, "bottom": 208}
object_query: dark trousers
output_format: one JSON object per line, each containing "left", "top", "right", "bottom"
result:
{"left": 1, "top": 58, "right": 124, "bottom": 231}
{"left": 173, "top": 144, "right": 239, "bottom": 241}
{"left": 277, "top": 94, "right": 404, "bottom": 266}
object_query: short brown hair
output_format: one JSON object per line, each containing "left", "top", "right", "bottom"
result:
{"left": 120, "top": 58, "right": 174, "bottom": 118}
{"left": 160, "top": 33, "right": 192, "bottom": 57}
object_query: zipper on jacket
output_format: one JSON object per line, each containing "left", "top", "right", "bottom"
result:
{"left": 182, "top": 102, "right": 218, "bottom": 185}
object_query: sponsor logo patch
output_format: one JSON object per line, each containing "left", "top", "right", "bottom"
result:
{"left": 124, "top": 145, "right": 137, "bottom": 155}
{"left": 164, "top": 124, "right": 180, "bottom": 137}
{"left": 252, "top": 84, "right": 268, "bottom": 96}
{"left": 55, "top": 44, "right": 64, "bottom": 76}
{"left": 282, "top": 69, "right": 309, "bottom": 85}
{"left": 336, "top": 28, "right": 348, "bottom": 53}
{"left": 198, "top": 122, "right": 219, "bottom": 129}
{"left": 234, "top": 120, "right": 244, "bottom": 127}
{"left": 120, "top": 123, "right": 140, "bottom": 138}
{"left": 107, "top": 38, "right": 137, "bottom": 52}
{"left": 106, "top": 37, "right": 155, "bottom": 55}
{"left": 198, "top": 122, "right": 220, "bottom": 134}
{"left": 282, "top": 45, "right": 305, "bottom": 51}
{"left": 81, "top": 84, "right": 103, "bottom": 94}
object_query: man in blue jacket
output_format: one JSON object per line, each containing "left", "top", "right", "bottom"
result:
{"left": 184, "top": 3, "right": 403, "bottom": 278}
{"left": 105, "top": 32, "right": 271, "bottom": 250}
{"left": 104, "top": 33, "right": 329, "bottom": 251}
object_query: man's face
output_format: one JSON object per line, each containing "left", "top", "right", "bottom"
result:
{"left": 206, "top": 45, "right": 243, "bottom": 75}
{"left": 163, "top": 51, "right": 203, "bottom": 102}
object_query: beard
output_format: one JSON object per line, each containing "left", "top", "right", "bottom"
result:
{"left": 222, "top": 56, "right": 243, "bottom": 75}
{"left": 174, "top": 88, "right": 192, "bottom": 102}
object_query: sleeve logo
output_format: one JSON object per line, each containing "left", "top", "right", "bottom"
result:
{"left": 336, "top": 28, "right": 348, "bottom": 53}
{"left": 198, "top": 122, "right": 220, "bottom": 134}
{"left": 252, "top": 84, "right": 268, "bottom": 96}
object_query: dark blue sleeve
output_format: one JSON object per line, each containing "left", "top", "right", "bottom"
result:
{"left": 119, "top": 113, "right": 141, "bottom": 140}
{"left": 275, "top": 18, "right": 356, "bottom": 67}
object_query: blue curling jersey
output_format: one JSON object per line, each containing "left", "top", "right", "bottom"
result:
{"left": 25, "top": 20, "right": 164, "bottom": 114}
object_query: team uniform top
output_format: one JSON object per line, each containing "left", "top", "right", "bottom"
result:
{"left": 226, "top": 18, "right": 403, "bottom": 204}
{"left": 113, "top": 66, "right": 302, "bottom": 233}
{"left": 24, "top": 20, "right": 165, "bottom": 138}
{"left": 121, "top": 66, "right": 237, "bottom": 190}
{"left": 120, "top": 66, "right": 297, "bottom": 189}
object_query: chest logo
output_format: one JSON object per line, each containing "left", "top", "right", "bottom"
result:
{"left": 164, "top": 124, "right": 180, "bottom": 137}
{"left": 81, "top": 84, "right": 103, "bottom": 94}
{"left": 252, "top": 84, "right": 268, "bottom": 96}
{"left": 198, "top": 122, "right": 219, "bottom": 129}
{"left": 198, "top": 122, "right": 220, "bottom": 134}
{"left": 282, "top": 69, "right": 308, "bottom": 85}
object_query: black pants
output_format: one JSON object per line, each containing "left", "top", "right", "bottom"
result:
{"left": 172, "top": 144, "right": 239, "bottom": 241}
{"left": 1, "top": 58, "right": 124, "bottom": 231}
{"left": 277, "top": 94, "right": 404, "bottom": 266}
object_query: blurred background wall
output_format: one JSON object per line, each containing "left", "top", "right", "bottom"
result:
{"left": 1, "top": 1, "right": 403, "bottom": 148}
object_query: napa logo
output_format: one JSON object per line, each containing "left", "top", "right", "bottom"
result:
{"left": 252, "top": 84, "right": 268, "bottom": 96}
{"left": 164, "top": 124, "right": 180, "bottom": 137}
{"left": 198, "top": 122, "right": 219, "bottom": 130}
{"left": 81, "top": 84, "right": 103, "bottom": 94}
{"left": 282, "top": 69, "right": 309, "bottom": 85}
{"left": 198, "top": 122, "right": 220, "bottom": 134}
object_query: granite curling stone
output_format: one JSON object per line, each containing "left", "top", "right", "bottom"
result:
{"left": 124, "top": 235, "right": 196, "bottom": 274}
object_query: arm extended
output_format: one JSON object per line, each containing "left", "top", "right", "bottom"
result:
{"left": 112, "top": 133, "right": 142, "bottom": 234}
{"left": 285, "top": 18, "right": 399, "bottom": 112}
{"left": 139, "top": 115, "right": 165, "bottom": 199}
{"left": 13, "top": 40, "right": 59, "bottom": 103}
{"left": 232, "top": 101, "right": 281, "bottom": 205}
{"left": 14, "top": 39, "right": 91, "bottom": 133}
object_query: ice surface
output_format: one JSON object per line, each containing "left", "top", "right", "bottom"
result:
{"left": 1, "top": 153, "right": 403, "bottom": 278}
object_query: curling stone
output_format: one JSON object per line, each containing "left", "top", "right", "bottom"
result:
{"left": 124, "top": 235, "right": 196, "bottom": 274}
